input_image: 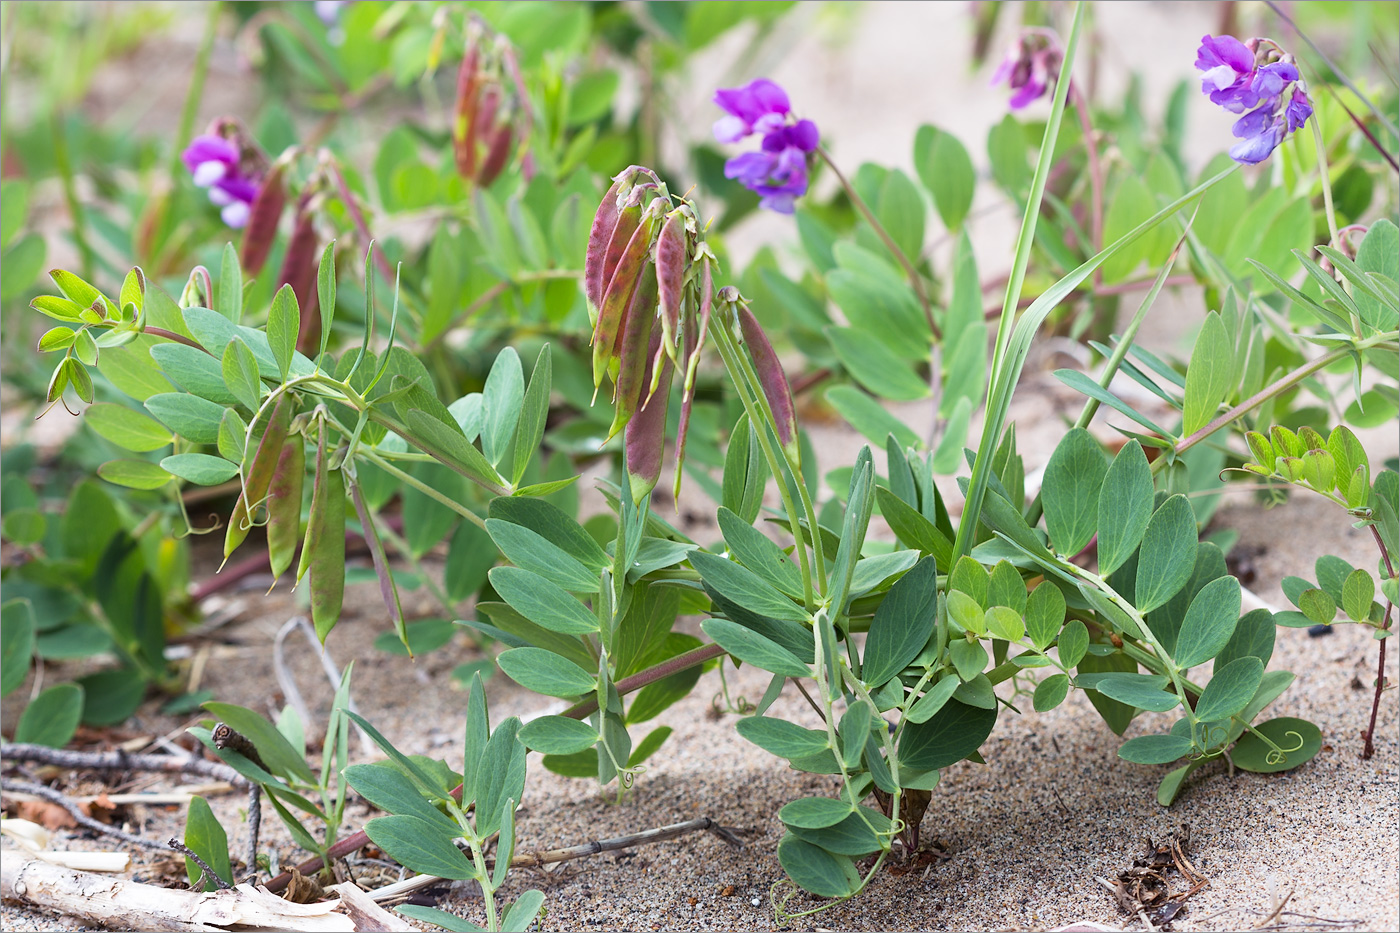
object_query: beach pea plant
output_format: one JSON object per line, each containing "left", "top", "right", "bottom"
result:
{"left": 18, "top": 0, "right": 1400, "bottom": 923}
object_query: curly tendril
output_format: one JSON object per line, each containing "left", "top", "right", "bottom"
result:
{"left": 1265, "top": 729, "right": 1307, "bottom": 765}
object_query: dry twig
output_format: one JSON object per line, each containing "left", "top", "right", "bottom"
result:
{"left": 1, "top": 778, "right": 168, "bottom": 854}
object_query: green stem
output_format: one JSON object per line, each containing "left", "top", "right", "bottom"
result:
{"left": 170, "top": 2, "right": 221, "bottom": 180}
{"left": 818, "top": 147, "right": 939, "bottom": 341}
{"left": 1309, "top": 116, "right": 1341, "bottom": 253}
{"left": 374, "top": 516, "right": 460, "bottom": 618}
{"left": 51, "top": 112, "right": 94, "bottom": 281}
{"left": 712, "top": 323, "right": 816, "bottom": 610}
{"left": 357, "top": 448, "right": 488, "bottom": 531}
{"left": 1165, "top": 332, "right": 1396, "bottom": 467}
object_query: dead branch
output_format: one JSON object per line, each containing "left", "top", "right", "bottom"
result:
{"left": 2, "top": 744, "right": 249, "bottom": 788}
{"left": 1, "top": 778, "right": 169, "bottom": 854}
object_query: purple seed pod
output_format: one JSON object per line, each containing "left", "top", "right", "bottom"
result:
{"left": 654, "top": 207, "right": 689, "bottom": 366}
{"left": 592, "top": 196, "right": 664, "bottom": 391}
{"left": 672, "top": 257, "right": 714, "bottom": 502}
{"left": 626, "top": 326, "right": 674, "bottom": 506}
{"left": 738, "top": 303, "right": 799, "bottom": 464}
{"left": 476, "top": 122, "right": 513, "bottom": 187}
{"left": 276, "top": 197, "right": 321, "bottom": 356}
{"left": 606, "top": 260, "right": 659, "bottom": 442}
{"left": 585, "top": 175, "right": 628, "bottom": 321}
{"left": 239, "top": 162, "right": 287, "bottom": 277}
{"left": 453, "top": 38, "right": 482, "bottom": 179}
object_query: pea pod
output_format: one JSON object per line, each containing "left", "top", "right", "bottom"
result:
{"left": 223, "top": 394, "right": 292, "bottom": 563}
{"left": 672, "top": 259, "right": 714, "bottom": 502}
{"left": 265, "top": 432, "right": 305, "bottom": 583}
{"left": 605, "top": 261, "right": 659, "bottom": 442}
{"left": 626, "top": 327, "right": 674, "bottom": 506}
{"left": 452, "top": 34, "right": 483, "bottom": 179}
{"left": 239, "top": 162, "right": 286, "bottom": 277}
{"left": 298, "top": 426, "right": 346, "bottom": 643}
{"left": 593, "top": 195, "right": 664, "bottom": 391}
{"left": 738, "top": 304, "right": 799, "bottom": 464}
{"left": 349, "top": 477, "right": 407, "bottom": 652}
{"left": 477, "top": 122, "right": 513, "bottom": 187}
{"left": 276, "top": 196, "right": 320, "bottom": 356}
{"left": 654, "top": 207, "right": 689, "bottom": 367}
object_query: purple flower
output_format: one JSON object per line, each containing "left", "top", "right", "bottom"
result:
{"left": 991, "top": 32, "right": 1064, "bottom": 109}
{"left": 1196, "top": 35, "right": 1312, "bottom": 164}
{"left": 723, "top": 118, "right": 819, "bottom": 214}
{"left": 182, "top": 134, "right": 261, "bottom": 228}
{"left": 713, "top": 79, "right": 819, "bottom": 214}
{"left": 712, "top": 78, "right": 791, "bottom": 144}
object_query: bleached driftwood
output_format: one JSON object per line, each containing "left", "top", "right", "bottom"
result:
{"left": 0, "top": 858, "right": 355, "bottom": 932}
{"left": 324, "top": 883, "right": 416, "bottom": 932}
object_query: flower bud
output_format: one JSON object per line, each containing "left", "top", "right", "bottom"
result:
{"left": 179, "top": 266, "right": 213, "bottom": 309}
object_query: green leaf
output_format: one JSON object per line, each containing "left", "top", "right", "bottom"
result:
{"left": 317, "top": 242, "right": 337, "bottom": 359}
{"left": 2, "top": 234, "right": 46, "bottom": 301}
{"left": 827, "top": 326, "right": 930, "bottom": 401}
{"left": 690, "top": 551, "right": 810, "bottom": 622}
{"left": 1230, "top": 716, "right": 1323, "bottom": 773}
{"left": 1033, "top": 673, "right": 1070, "bottom": 712}
{"left": 183, "top": 796, "right": 232, "bottom": 890}
{"left": 1215, "top": 608, "right": 1275, "bottom": 672}
{"left": 627, "top": 725, "right": 673, "bottom": 768}
{"left": 779, "top": 796, "right": 855, "bottom": 829}
{"left": 875, "top": 487, "right": 953, "bottom": 568}
{"left": 701, "top": 618, "right": 810, "bottom": 678}
{"left": 825, "top": 384, "right": 921, "bottom": 448}
{"left": 489, "top": 496, "right": 609, "bottom": 571}
{"left": 1057, "top": 619, "right": 1089, "bottom": 669}
{"left": 502, "top": 890, "right": 546, "bottom": 933}
{"left": 898, "top": 698, "right": 996, "bottom": 770}
{"left": 1173, "top": 575, "right": 1242, "bottom": 669}
{"left": 1181, "top": 312, "right": 1233, "bottom": 435}
{"left": 1134, "top": 495, "right": 1198, "bottom": 613}
{"left": 1194, "top": 656, "right": 1264, "bottom": 723}
{"left": 481, "top": 347, "right": 524, "bottom": 468}
{"left": 364, "top": 815, "right": 472, "bottom": 880}
{"left": 160, "top": 454, "right": 240, "bottom": 486}
{"left": 496, "top": 647, "right": 595, "bottom": 697}
{"left": 396, "top": 906, "right": 485, "bottom": 932}
{"left": 343, "top": 761, "right": 458, "bottom": 830}
{"left": 150, "top": 343, "right": 239, "bottom": 406}
{"left": 471, "top": 715, "right": 527, "bottom": 839}
{"left": 789, "top": 809, "right": 887, "bottom": 857}
{"left": 84, "top": 403, "right": 173, "bottom": 453}
{"left": 1099, "top": 174, "right": 1155, "bottom": 283}
{"left": 1091, "top": 672, "right": 1179, "bottom": 711}
{"left": 1097, "top": 440, "right": 1154, "bottom": 576}
{"left": 862, "top": 556, "right": 938, "bottom": 687}
{"left": 218, "top": 243, "right": 243, "bottom": 323}
{"left": 734, "top": 715, "right": 829, "bottom": 759}
{"left": 1041, "top": 427, "right": 1107, "bottom": 557}
{"left": 202, "top": 701, "right": 317, "bottom": 784}
{"left": 717, "top": 507, "right": 804, "bottom": 599}
{"left": 267, "top": 284, "right": 298, "bottom": 382}
{"left": 487, "top": 523, "right": 598, "bottom": 594}
{"left": 1117, "top": 733, "right": 1191, "bottom": 764}
{"left": 1025, "top": 582, "right": 1066, "bottom": 652}
{"left": 777, "top": 834, "right": 861, "bottom": 898}
{"left": 1342, "top": 568, "right": 1376, "bottom": 622}
{"left": 987, "top": 112, "right": 1028, "bottom": 194}
{"left": 985, "top": 606, "right": 1024, "bottom": 642}
{"left": 510, "top": 345, "right": 552, "bottom": 486}
{"left": 15, "top": 683, "right": 84, "bottom": 747}
{"left": 402, "top": 409, "right": 504, "bottom": 491}
{"left": 914, "top": 124, "right": 975, "bottom": 230}
{"left": 144, "top": 393, "right": 227, "bottom": 445}
{"left": 1, "top": 600, "right": 36, "bottom": 696}
{"left": 875, "top": 169, "right": 926, "bottom": 264}
{"left": 519, "top": 715, "right": 599, "bottom": 755}
{"left": 97, "top": 459, "right": 172, "bottom": 490}
{"left": 1298, "top": 588, "right": 1337, "bottom": 626}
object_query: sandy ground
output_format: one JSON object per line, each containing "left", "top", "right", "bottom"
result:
{"left": 4, "top": 2, "right": 1399, "bottom": 931}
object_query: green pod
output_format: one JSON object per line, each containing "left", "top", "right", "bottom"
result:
{"left": 591, "top": 193, "right": 663, "bottom": 388}
{"left": 654, "top": 208, "right": 688, "bottom": 366}
{"left": 265, "top": 433, "right": 305, "bottom": 583}
{"left": 626, "top": 327, "right": 674, "bottom": 505}
{"left": 737, "top": 304, "right": 800, "bottom": 464}
{"left": 223, "top": 394, "right": 292, "bottom": 562}
{"left": 605, "top": 261, "right": 659, "bottom": 442}
{"left": 301, "top": 429, "right": 346, "bottom": 643}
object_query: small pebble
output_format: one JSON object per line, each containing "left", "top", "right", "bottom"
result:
{"left": 1308, "top": 623, "right": 1334, "bottom": 637}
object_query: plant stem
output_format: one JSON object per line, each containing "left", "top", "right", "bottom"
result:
{"left": 817, "top": 146, "right": 939, "bottom": 340}
{"left": 357, "top": 449, "right": 488, "bottom": 531}
{"left": 712, "top": 322, "right": 817, "bottom": 609}
{"left": 560, "top": 644, "right": 728, "bottom": 720}
{"left": 1069, "top": 82, "right": 1104, "bottom": 274}
{"left": 171, "top": 2, "right": 221, "bottom": 180}
{"left": 143, "top": 326, "right": 207, "bottom": 351}
{"left": 1362, "top": 523, "right": 1395, "bottom": 759}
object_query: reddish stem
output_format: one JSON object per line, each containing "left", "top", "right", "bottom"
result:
{"left": 1362, "top": 524, "right": 1395, "bottom": 759}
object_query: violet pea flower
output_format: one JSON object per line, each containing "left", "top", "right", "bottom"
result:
{"left": 722, "top": 118, "right": 819, "bottom": 214}
{"left": 712, "top": 78, "right": 791, "bottom": 143}
{"left": 182, "top": 134, "right": 260, "bottom": 228}
{"left": 1196, "top": 35, "right": 1313, "bottom": 164}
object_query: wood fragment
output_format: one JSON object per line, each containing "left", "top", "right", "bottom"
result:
{"left": 0, "top": 859, "right": 354, "bottom": 932}
{"left": 1, "top": 745, "right": 249, "bottom": 788}
{"left": 325, "top": 883, "right": 416, "bottom": 931}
